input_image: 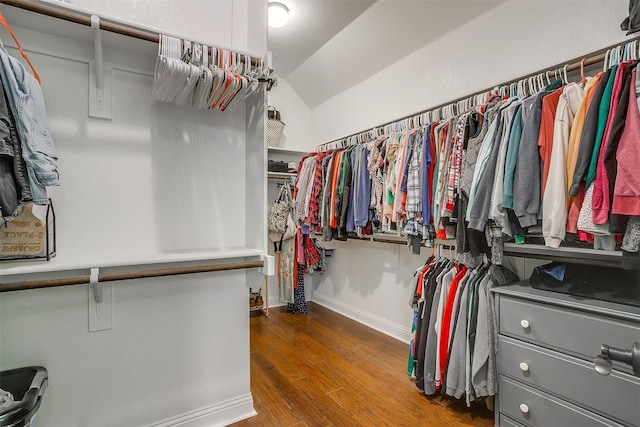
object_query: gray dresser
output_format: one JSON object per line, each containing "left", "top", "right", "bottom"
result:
{"left": 492, "top": 282, "right": 640, "bottom": 427}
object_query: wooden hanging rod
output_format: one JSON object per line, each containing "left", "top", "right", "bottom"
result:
{"left": 0, "top": 0, "right": 266, "bottom": 68}
{"left": 317, "top": 36, "right": 640, "bottom": 148}
{"left": 0, "top": 260, "right": 264, "bottom": 293}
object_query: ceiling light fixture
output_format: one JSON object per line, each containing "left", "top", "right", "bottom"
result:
{"left": 268, "top": 2, "right": 290, "bottom": 28}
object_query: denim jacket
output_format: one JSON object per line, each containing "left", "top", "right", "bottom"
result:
{"left": 0, "top": 48, "right": 58, "bottom": 205}
{"left": 0, "top": 67, "right": 31, "bottom": 220}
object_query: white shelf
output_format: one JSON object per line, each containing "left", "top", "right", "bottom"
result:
{"left": 0, "top": 247, "right": 264, "bottom": 277}
{"left": 268, "top": 171, "right": 296, "bottom": 179}
{"left": 346, "top": 233, "right": 622, "bottom": 267}
{"left": 503, "top": 242, "right": 621, "bottom": 265}
{"left": 267, "top": 147, "right": 309, "bottom": 157}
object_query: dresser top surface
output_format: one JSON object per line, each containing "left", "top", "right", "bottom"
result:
{"left": 493, "top": 282, "right": 640, "bottom": 323}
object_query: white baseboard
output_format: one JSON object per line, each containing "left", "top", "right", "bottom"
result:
{"left": 149, "top": 393, "right": 256, "bottom": 427}
{"left": 311, "top": 293, "right": 411, "bottom": 344}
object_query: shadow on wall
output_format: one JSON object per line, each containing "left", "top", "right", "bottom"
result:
{"left": 323, "top": 239, "right": 425, "bottom": 298}
{"left": 149, "top": 100, "right": 247, "bottom": 252}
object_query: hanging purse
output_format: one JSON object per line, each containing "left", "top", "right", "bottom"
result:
{"left": 267, "top": 182, "right": 291, "bottom": 233}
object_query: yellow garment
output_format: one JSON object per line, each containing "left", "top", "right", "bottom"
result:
{"left": 565, "top": 72, "right": 604, "bottom": 196}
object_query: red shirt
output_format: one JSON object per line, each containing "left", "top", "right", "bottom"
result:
{"left": 538, "top": 88, "right": 563, "bottom": 193}
{"left": 438, "top": 265, "right": 468, "bottom": 385}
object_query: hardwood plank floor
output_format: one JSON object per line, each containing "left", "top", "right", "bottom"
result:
{"left": 231, "top": 303, "right": 495, "bottom": 427}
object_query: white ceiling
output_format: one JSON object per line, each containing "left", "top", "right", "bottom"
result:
{"left": 268, "top": 0, "right": 505, "bottom": 108}
{"left": 268, "top": 0, "right": 376, "bottom": 77}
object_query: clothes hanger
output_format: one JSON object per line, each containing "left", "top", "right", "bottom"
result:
{"left": 611, "top": 46, "right": 620, "bottom": 68}
{"left": 577, "top": 58, "right": 586, "bottom": 84}
{"left": 625, "top": 43, "right": 631, "bottom": 62}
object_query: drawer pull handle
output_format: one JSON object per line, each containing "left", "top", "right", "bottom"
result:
{"left": 594, "top": 342, "right": 640, "bottom": 377}
{"left": 520, "top": 319, "right": 530, "bottom": 329}
{"left": 519, "top": 362, "right": 529, "bottom": 372}
{"left": 519, "top": 403, "right": 529, "bottom": 414}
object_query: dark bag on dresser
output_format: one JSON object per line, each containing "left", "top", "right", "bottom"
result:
{"left": 530, "top": 262, "right": 640, "bottom": 307}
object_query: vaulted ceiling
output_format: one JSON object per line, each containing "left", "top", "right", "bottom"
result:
{"left": 268, "top": 0, "right": 505, "bottom": 108}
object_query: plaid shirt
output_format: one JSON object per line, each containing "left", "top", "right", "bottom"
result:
{"left": 403, "top": 218, "right": 421, "bottom": 236}
{"left": 406, "top": 132, "right": 423, "bottom": 218}
{"left": 308, "top": 153, "right": 326, "bottom": 227}
{"left": 303, "top": 234, "right": 321, "bottom": 272}
{"left": 444, "top": 114, "right": 469, "bottom": 214}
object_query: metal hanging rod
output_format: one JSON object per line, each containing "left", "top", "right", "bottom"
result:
{"left": 0, "top": 260, "right": 264, "bottom": 293}
{"left": 317, "top": 36, "right": 639, "bottom": 148}
{"left": 0, "top": 0, "right": 266, "bottom": 68}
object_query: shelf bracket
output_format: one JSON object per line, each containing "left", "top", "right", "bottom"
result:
{"left": 261, "top": 254, "right": 275, "bottom": 276}
{"left": 90, "top": 267, "right": 102, "bottom": 303}
{"left": 91, "top": 16, "right": 103, "bottom": 95}
{"left": 88, "top": 267, "right": 112, "bottom": 332}
{"left": 89, "top": 15, "right": 112, "bottom": 119}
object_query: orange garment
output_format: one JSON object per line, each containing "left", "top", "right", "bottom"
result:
{"left": 0, "top": 12, "right": 40, "bottom": 83}
{"left": 538, "top": 88, "right": 564, "bottom": 193}
{"left": 565, "top": 73, "right": 604, "bottom": 198}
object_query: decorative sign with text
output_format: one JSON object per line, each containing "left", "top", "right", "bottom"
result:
{"left": 1, "top": 203, "right": 55, "bottom": 260}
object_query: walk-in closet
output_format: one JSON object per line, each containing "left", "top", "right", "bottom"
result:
{"left": 0, "top": 1, "right": 639, "bottom": 427}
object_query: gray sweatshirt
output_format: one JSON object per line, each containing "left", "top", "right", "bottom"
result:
{"left": 468, "top": 104, "right": 509, "bottom": 231}
{"left": 472, "top": 265, "right": 519, "bottom": 397}
{"left": 513, "top": 91, "right": 549, "bottom": 228}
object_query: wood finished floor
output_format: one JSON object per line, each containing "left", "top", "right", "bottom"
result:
{"left": 231, "top": 303, "right": 494, "bottom": 427}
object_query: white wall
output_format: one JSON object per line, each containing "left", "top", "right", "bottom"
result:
{"left": 311, "top": 0, "right": 630, "bottom": 145}
{"left": 267, "top": 77, "right": 311, "bottom": 151}
{"left": 60, "top": 0, "right": 266, "bottom": 57}
{"left": 0, "top": 272, "right": 252, "bottom": 427}
{"left": 309, "top": 0, "right": 630, "bottom": 341}
{"left": 313, "top": 241, "right": 549, "bottom": 343}
{"left": 0, "top": 2, "right": 266, "bottom": 426}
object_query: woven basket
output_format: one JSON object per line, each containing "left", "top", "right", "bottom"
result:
{"left": 267, "top": 106, "right": 285, "bottom": 147}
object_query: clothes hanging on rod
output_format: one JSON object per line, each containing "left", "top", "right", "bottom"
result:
{"left": 151, "top": 34, "right": 268, "bottom": 111}
{"left": 407, "top": 251, "right": 518, "bottom": 405}
{"left": 273, "top": 179, "right": 327, "bottom": 311}
{"left": 0, "top": 11, "right": 58, "bottom": 223}
{"left": 315, "top": 38, "right": 639, "bottom": 153}
{"left": 293, "top": 40, "right": 640, "bottom": 269}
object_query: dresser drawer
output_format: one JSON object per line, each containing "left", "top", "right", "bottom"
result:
{"left": 499, "top": 414, "right": 526, "bottom": 427}
{"left": 499, "top": 296, "right": 640, "bottom": 373}
{"left": 499, "top": 336, "right": 640, "bottom": 426}
{"left": 499, "top": 376, "right": 624, "bottom": 427}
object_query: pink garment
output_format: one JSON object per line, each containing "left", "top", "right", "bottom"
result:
{"left": 592, "top": 61, "right": 633, "bottom": 224}
{"left": 296, "top": 229, "right": 304, "bottom": 264}
{"left": 612, "top": 67, "right": 640, "bottom": 215}
{"left": 566, "top": 184, "right": 584, "bottom": 234}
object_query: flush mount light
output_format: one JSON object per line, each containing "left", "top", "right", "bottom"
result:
{"left": 268, "top": 2, "right": 289, "bottom": 28}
